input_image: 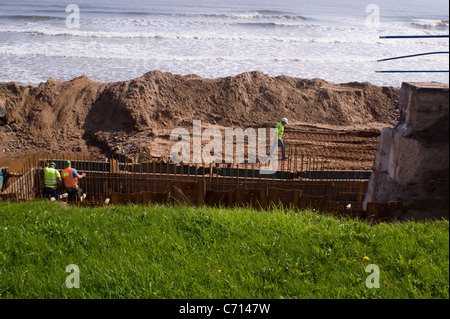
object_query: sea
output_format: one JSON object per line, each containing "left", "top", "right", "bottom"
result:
{"left": 0, "top": 0, "right": 448, "bottom": 87}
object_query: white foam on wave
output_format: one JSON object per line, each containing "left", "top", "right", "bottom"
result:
{"left": 0, "top": 0, "right": 448, "bottom": 87}
{"left": 0, "top": 45, "right": 380, "bottom": 64}
{"left": 409, "top": 18, "right": 449, "bottom": 30}
{"left": 0, "top": 24, "right": 388, "bottom": 46}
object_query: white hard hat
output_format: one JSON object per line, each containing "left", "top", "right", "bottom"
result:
{"left": 281, "top": 118, "right": 288, "bottom": 123}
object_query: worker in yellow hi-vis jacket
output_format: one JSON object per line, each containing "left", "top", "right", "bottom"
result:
{"left": 43, "top": 162, "right": 61, "bottom": 200}
{"left": 268, "top": 118, "right": 289, "bottom": 160}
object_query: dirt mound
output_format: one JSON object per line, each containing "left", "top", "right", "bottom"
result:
{"left": 0, "top": 71, "right": 399, "bottom": 161}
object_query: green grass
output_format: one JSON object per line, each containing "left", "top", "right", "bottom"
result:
{"left": 0, "top": 201, "right": 448, "bottom": 299}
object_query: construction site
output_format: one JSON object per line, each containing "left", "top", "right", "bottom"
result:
{"left": 0, "top": 148, "right": 374, "bottom": 216}
{"left": 0, "top": 121, "right": 392, "bottom": 222}
{"left": 0, "top": 72, "right": 448, "bottom": 221}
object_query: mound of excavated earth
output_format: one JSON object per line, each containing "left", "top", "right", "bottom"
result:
{"left": 0, "top": 71, "right": 399, "bottom": 163}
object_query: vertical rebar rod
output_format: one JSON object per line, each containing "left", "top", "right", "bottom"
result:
{"left": 152, "top": 159, "right": 156, "bottom": 192}
{"left": 251, "top": 162, "right": 255, "bottom": 190}
{"left": 244, "top": 161, "right": 248, "bottom": 190}
{"left": 236, "top": 162, "right": 239, "bottom": 190}
{"left": 166, "top": 156, "right": 169, "bottom": 193}
{"left": 195, "top": 161, "right": 198, "bottom": 182}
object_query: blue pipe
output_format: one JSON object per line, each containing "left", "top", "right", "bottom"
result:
{"left": 377, "top": 51, "right": 449, "bottom": 62}
{"left": 375, "top": 70, "right": 449, "bottom": 73}
{"left": 380, "top": 35, "right": 449, "bottom": 39}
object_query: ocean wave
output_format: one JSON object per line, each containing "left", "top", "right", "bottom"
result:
{"left": 235, "top": 22, "right": 304, "bottom": 28}
{"left": 219, "top": 11, "right": 308, "bottom": 21}
{"left": 409, "top": 19, "right": 449, "bottom": 30}
{"left": 0, "top": 15, "right": 65, "bottom": 21}
{"left": 0, "top": 27, "right": 381, "bottom": 45}
{"left": 55, "top": 8, "right": 309, "bottom": 21}
{"left": 0, "top": 48, "right": 375, "bottom": 64}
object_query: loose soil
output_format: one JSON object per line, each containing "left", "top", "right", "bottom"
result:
{"left": 0, "top": 71, "right": 400, "bottom": 172}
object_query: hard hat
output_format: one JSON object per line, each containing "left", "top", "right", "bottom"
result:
{"left": 49, "top": 162, "right": 56, "bottom": 168}
{"left": 64, "top": 160, "right": 71, "bottom": 166}
{"left": 281, "top": 118, "right": 288, "bottom": 124}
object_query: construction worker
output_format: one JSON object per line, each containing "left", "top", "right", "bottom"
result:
{"left": 269, "top": 118, "right": 289, "bottom": 160}
{"left": 0, "top": 167, "right": 8, "bottom": 193}
{"left": 43, "top": 162, "right": 61, "bottom": 200}
{"left": 62, "top": 160, "right": 86, "bottom": 202}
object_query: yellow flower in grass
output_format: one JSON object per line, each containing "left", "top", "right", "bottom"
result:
{"left": 217, "top": 269, "right": 222, "bottom": 273}
{"left": 363, "top": 256, "right": 370, "bottom": 261}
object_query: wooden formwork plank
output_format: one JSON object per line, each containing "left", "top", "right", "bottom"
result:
{"left": 366, "top": 201, "right": 397, "bottom": 221}
{"left": 267, "top": 188, "right": 280, "bottom": 208}
{"left": 171, "top": 180, "right": 206, "bottom": 206}
{"left": 234, "top": 188, "right": 268, "bottom": 209}
{"left": 134, "top": 192, "right": 143, "bottom": 204}
{"left": 0, "top": 193, "right": 18, "bottom": 202}
{"left": 205, "top": 190, "right": 235, "bottom": 207}
{"left": 109, "top": 192, "right": 136, "bottom": 205}
{"left": 267, "top": 188, "right": 302, "bottom": 209}
{"left": 298, "top": 195, "right": 331, "bottom": 212}
{"left": 327, "top": 201, "right": 365, "bottom": 219}
{"left": 142, "top": 191, "right": 171, "bottom": 204}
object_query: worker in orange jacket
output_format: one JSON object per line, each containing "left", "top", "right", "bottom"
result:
{"left": 62, "top": 160, "right": 86, "bottom": 202}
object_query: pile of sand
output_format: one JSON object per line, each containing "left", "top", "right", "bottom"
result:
{"left": 0, "top": 71, "right": 399, "bottom": 159}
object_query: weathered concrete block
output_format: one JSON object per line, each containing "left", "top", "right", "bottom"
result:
{"left": 373, "top": 127, "right": 394, "bottom": 173}
{"left": 364, "top": 82, "right": 449, "bottom": 220}
{"left": 387, "top": 132, "right": 425, "bottom": 184}
{"left": 396, "top": 198, "right": 449, "bottom": 220}
{"left": 397, "top": 82, "right": 449, "bottom": 137}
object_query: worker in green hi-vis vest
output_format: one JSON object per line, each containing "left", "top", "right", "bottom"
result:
{"left": 269, "top": 118, "right": 289, "bottom": 160}
{"left": 43, "top": 161, "right": 61, "bottom": 200}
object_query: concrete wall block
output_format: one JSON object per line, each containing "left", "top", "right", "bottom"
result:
{"left": 373, "top": 127, "right": 394, "bottom": 173}
{"left": 399, "top": 82, "right": 449, "bottom": 136}
{"left": 363, "top": 169, "right": 404, "bottom": 211}
{"left": 419, "top": 169, "right": 449, "bottom": 199}
{"left": 395, "top": 199, "right": 449, "bottom": 220}
{"left": 388, "top": 132, "right": 424, "bottom": 184}
{"left": 365, "top": 82, "right": 449, "bottom": 220}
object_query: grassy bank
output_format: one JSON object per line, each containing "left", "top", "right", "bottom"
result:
{"left": 0, "top": 201, "right": 448, "bottom": 299}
